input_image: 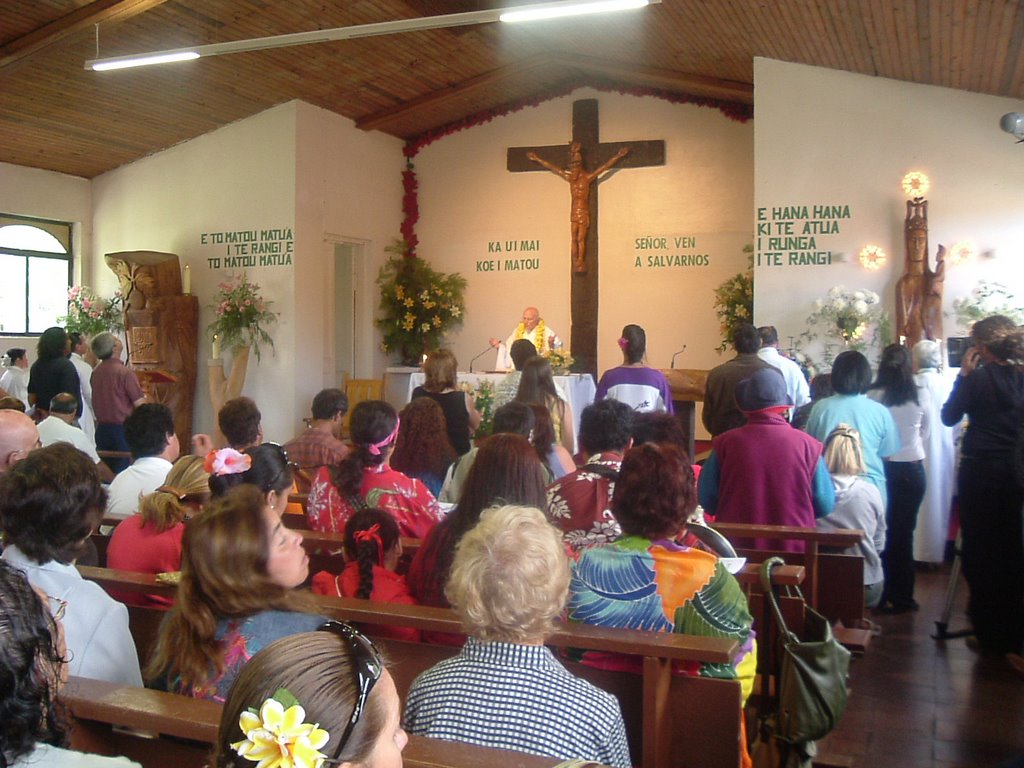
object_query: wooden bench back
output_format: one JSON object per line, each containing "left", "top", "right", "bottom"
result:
{"left": 64, "top": 676, "right": 600, "bottom": 768}
{"left": 78, "top": 565, "right": 767, "bottom": 768}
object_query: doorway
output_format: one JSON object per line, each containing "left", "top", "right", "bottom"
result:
{"left": 334, "top": 241, "right": 362, "bottom": 384}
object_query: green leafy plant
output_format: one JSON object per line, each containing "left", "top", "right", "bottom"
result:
{"left": 466, "top": 380, "right": 496, "bottom": 439}
{"left": 59, "top": 285, "right": 125, "bottom": 337}
{"left": 951, "top": 281, "right": 1024, "bottom": 331}
{"left": 712, "top": 245, "right": 754, "bottom": 353}
{"left": 208, "top": 273, "right": 279, "bottom": 361}
{"left": 376, "top": 240, "right": 467, "bottom": 365}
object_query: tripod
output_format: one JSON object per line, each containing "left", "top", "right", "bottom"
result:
{"left": 931, "top": 529, "right": 973, "bottom": 641}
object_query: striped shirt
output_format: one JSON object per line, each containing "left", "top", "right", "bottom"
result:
{"left": 403, "top": 638, "right": 631, "bottom": 768}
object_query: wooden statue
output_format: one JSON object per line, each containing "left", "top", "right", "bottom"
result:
{"left": 897, "top": 200, "right": 945, "bottom": 348}
{"left": 105, "top": 251, "right": 198, "bottom": 449}
{"left": 527, "top": 142, "right": 629, "bottom": 273}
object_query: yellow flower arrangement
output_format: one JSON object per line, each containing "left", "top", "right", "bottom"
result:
{"left": 231, "top": 694, "right": 330, "bottom": 768}
{"left": 377, "top": 240, "right": 467, "bottom": 365}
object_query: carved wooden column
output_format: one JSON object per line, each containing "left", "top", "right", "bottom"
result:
{"left": 105, "top": 251, "right": 198, "bottom": 449}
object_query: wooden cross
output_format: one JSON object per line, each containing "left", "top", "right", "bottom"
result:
{"left": 508, "top": 99, "right": 665, "bottom": 374}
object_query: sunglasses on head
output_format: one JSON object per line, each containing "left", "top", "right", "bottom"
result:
{"left": 317, "top": 621, "right": 383, "bottom": 758}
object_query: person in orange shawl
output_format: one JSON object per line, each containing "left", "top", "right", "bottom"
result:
{"left": 567, "top": 442, "right": 756, "bottom": 702}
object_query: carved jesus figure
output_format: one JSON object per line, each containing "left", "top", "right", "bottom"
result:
{"left": 527, "top": 142, "right": 629, "bottom": 272}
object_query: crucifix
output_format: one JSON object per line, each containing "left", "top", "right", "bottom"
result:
{"left": 508, "top": 99, "right": 665, "bottom": 374}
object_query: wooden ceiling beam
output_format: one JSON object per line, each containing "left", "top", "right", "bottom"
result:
{"left": 357, "top": 51, "right": 753, "bottom": 134}
{"left": 0, "top": 0, "right": 171, "bottom": 71}
{"left": 356, "top": 52, "right": 565, "bottom": 132}
{"left": 550, "top": 52, "right": 754, "bottom": 102}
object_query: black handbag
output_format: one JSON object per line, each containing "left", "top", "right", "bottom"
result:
{"left": 760, "top": 557, "right": 852, "bottom": 745}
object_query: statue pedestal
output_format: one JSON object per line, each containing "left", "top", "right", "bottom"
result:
{"left": 207, "top": 346, "right": 251, "bottom": 444}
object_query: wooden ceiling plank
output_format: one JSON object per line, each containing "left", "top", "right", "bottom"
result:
{"left": 998, "top": 2, "right": 1024, "bottom": 94}
{"left": 357, "top": 50, "right": 752, "bottom": 133}
{"left": 0, "top": 0, "right": 172, "bottom": 71}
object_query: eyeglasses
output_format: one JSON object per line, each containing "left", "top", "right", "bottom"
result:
{"left": 317, "top": 621, "right": 383, "bottom": 758}
{"left": 45, "top": 594, "right": 68, "bottom": 622}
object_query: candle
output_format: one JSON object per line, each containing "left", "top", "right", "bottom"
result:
{"left": 212, "top": 334, "right": 220, "bottom": 359}
{"left": 183, "top": 264, "right": 191, "bottom": 294}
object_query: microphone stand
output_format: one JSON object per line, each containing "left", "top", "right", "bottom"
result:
{"left": 468, "top": 344, "right": 494, "bottom": 374}
{"left": 670, "top": 345, "right": 687, "bottom": 369}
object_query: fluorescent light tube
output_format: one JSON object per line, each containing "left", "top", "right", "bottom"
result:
{"left": 90, "top": 50, "right": 199, "bottom": 71}
{"left": 85, "top": 0, "right": 658, "bottom": 71}
{"left": 500, "top": 0, "right": 651, "bottom": 23}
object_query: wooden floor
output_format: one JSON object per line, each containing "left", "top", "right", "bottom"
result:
{"left": 816, "top": 565, "right": 1024, "bottom": 767}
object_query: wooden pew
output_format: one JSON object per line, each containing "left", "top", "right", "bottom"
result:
{"left": 64, "top": 676, "right": 593, "bottom": 768}
{"left": 707, "top": 522, "right": 871, "bottom": 652}
{"left": 80, "top": 565, "right": 797, "bottom": 768}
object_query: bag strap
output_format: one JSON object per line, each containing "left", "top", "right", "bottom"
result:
{"left": 759, "top": 556, "right": 792, "bottom": 638}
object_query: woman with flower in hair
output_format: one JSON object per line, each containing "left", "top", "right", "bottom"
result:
{"left": 207, "top": 442, "right": 294, "bottom": 519}
{"left": 107, "top": 455, "right": 212, "bottom": 607}
{"left": 390, "top": 397, "right": 456, "bottom": 498}
{"left": 215, "top": 626, "right": 406, "bottom": 768}
{"left": 595, "top": 324, "right": 674, "bottom": 414}
{"left": 312, "top": 509, "right": 420, "bottom": 642}
{"left": 307, "top": 400, "right": 440, "bottom": 538}
{"left": 147, "top": 484, "right": 322, "bottom": 700}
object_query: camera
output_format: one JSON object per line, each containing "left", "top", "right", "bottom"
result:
{"left": 947, "top": 337, "right": 971, "bottom": 368}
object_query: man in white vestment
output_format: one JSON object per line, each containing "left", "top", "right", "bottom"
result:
{"left": 489, "top": 306, "right": 562, "bottom": 371}
{"left": 912, "top": 340, "right": 957, "bottom": 563}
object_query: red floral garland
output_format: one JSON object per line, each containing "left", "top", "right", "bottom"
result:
{"left": 398, "top": 81, "right": 753, "bottom": 258}
{"left": 400, "top": 163, "right": 419, "bottom": 254}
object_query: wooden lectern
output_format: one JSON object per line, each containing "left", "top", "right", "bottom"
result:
{"left": 659, "top": 368, "right": 709, "bottom": 460}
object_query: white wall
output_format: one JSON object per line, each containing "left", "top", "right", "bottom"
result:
{"left": 414, "top": 87, "right": 754, "bottom": 378}
{"left": 293, "top": 102, "right": 404, "bottom": 434}
{"left": 0, "top": 162, "right": 92, "bottom": 361}
{"left": 754, "top": 58, "right": 1024, "bottom": 367}
{"left": 91, "top": 102, "right": 403, "bottom": 441}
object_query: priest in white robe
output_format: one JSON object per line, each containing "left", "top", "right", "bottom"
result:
{"left": 489, "top": 306, "right": 561, "bottom": 371}
{"left": 912, "top": 340, "right": 957, "bottom": 563}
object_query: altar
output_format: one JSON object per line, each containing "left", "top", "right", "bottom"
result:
{"left": 384, "top": 367, "right": 597, "bottom": 450}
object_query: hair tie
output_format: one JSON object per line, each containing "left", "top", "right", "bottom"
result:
{"left": 204, "top": 448, "right": 252, "bottom": 477}
{"left": 617, "top": 337, "right": 629, "bottom": 351}
{"left": 366, "top": 417, "right": 400, "bottom": 456}
{"left": 354, "top": 523, "right": 384, "bottom": 564}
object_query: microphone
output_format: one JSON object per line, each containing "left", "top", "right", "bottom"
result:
{"left": 670, "top": 345, "right": 687, "bottom": 369}
{"left": 468, "top": 344, "right": 494, "bottom": 373}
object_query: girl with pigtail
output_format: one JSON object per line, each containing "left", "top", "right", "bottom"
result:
{"left": 306, "top": 400, "right": 440, "bottom": 539}
{"left": 312, "top": 509, "right": 421, "bottom": 642}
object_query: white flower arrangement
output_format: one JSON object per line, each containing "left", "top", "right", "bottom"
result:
{"left": 951, "top": 281, "right": 1024, "bottom": 332}
{"left": 802, "top": 285, "right": 890, "bottom": 365}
